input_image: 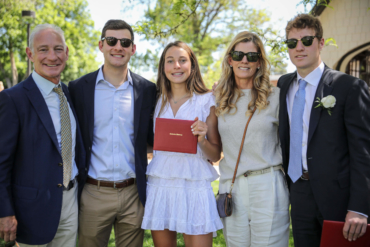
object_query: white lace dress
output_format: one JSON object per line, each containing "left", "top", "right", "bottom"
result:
{"left": 141, "top": 92, "right": 223, "bottom": 235}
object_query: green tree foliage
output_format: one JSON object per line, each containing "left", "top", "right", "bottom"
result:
{"left": 126, "top": 0, "right": 287, "bottom": 86}
{"left": 0, "top": 0, "right": 99, "bottom": 88}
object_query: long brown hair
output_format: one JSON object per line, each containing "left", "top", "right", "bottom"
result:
{"left": 157, "top": 41, "right": 209, "bottom": 117}
{"left": 215, "top": 31, "right": 272, "bottom": 117}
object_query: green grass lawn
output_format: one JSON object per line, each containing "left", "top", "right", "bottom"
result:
{"left": 0, "top": 180, "right": 294, "bottom": 247}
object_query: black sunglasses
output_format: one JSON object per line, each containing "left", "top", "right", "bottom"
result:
{"left": 284, "top": 36, "right": 320, "bottom": 49}
{"left": 229, "top": 51, "right": 261, "bottom": 62}
{"left": 101, "top": 37, "right": 133, "bottom": 48}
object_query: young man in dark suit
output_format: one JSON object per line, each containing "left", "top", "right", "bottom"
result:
{"left": 68, "top": 19, "right": 156, "bottom": 247}
{"left": 0, "top": 24, "right": 85, "bottom": 246}
{"left": 278, "top": 14, "right": 370, "bottom": 247}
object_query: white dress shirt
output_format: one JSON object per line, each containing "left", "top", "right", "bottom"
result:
{"left": 89, "top": 67, "right": 135, "bottom": 181}
{"left": 32, "top": 71, "right": 78, "bottom": 180}
{"left": 286, "top": 62, "right": 324, "bottom": 171}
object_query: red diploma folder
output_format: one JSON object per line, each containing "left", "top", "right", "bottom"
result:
{"left": 153, "top": 118, "right": 197, "bottom": 154}
{"left": 320, "top": 220, "right": 370, "bottom": 247}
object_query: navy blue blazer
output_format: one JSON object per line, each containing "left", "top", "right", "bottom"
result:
{"left": 278, "top": 66, "right": 370, "bottom": 219}
{"left": 68, "top": 69, "right": 156, "bottom": 206}
{"left": 0, "top": 75, "right": 86, "bottom": 245}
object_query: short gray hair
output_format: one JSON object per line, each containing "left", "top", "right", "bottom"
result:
{"left": 29, "top": 24, "right": 66, "bottom": 52}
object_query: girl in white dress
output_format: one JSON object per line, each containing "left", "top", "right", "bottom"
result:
{"left": 141, "top": 41, "right": 223, "bottom": 247}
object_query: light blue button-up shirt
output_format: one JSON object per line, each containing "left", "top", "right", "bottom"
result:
{"left": 89, "top": 67, "right": 135, "bottom": 181}
{"left": 32, "top": 71, "right": 78, "bottom": 180}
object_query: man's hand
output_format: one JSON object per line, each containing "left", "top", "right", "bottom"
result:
{"left": 0, "top": 216, "right": 17, "bottom": 242}
{"left": 343, "top": 211, "right": 367, "bottom": 241}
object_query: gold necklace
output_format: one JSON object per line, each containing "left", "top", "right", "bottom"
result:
{"left": 171, "top": 93, "right": 190, "bottom": 104}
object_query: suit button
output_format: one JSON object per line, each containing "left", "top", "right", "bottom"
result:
{"left": 57, "top": 184, "right": 62, "bottom": 188}
{"left": 59, "top": 163, "right": 63, "bottom": 166}
{"left": 89, "top": 147, "right": 91, "bottom": 151}
{"left": 85, "top": 168, "right": 87, "bottom": 171}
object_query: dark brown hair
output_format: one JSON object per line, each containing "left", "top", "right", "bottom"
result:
{"left": 285, "top": 14, "right": 323, "bottom": 39}
{"left": 101, "top": 19, "right": 134, "bottom": 42}
{"left": 157, "top": 41, "right": 209, "bottom": 117}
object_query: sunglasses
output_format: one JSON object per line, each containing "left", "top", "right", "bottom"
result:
{"left": 284, "top": 36, "right": 320, "bottom": 49}
{"left": 229, "top": 51, "right": 261, "bottom": 62}
{"left": 101, "top": 37, "right": 133, "bottom": 48}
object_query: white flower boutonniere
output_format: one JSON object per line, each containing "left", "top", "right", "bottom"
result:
{"left": 315, "top": 95, "right": 336, "bottom": 116}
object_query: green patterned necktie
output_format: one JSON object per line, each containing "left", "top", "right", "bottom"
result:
{"left": 53, "top": 85, "right": 72, "bottom": 188}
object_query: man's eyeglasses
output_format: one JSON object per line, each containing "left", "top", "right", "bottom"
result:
{"left": 229, "top": 51, "right": 261, "bottom": 62}
{"left": 101, "top": 37, "right": 133, "bottom": 48}
{"left": 284, "top": 36, "right": 320, "bottom": 49}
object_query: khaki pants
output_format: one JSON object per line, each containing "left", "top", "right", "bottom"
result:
{"left": 18, "top": 181, "right": 79, "bottom": 247}
{"left": 78, "top": 182, "right": 144, "bottom": 247}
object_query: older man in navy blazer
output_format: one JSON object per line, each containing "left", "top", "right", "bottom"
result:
{"left": 0, "top": 24, "right": 85, "bottom": 246}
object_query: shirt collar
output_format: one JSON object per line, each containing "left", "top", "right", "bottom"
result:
{"left": 32, "top": 70, "right": 61, "bottom": 95}
{"left": 296, "top": 61, "right": 325, "bottom": 87}
{"left": 96, "top": 66, "right": 133, "bottom": 86}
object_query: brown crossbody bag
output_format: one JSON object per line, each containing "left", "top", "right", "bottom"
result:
{"left": 216, "top": 107, "right": 256, "bottom": 218}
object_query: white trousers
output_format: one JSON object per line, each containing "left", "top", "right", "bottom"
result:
{"left": 18, "top": 181, "right": 78, "bottom": 247}
{"left": 219, "top": 168, "right": 290, "bottom": 247}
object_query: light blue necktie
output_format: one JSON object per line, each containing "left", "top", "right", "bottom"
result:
{"left": 288, "top": 79, "right": 307, "bottom": 183}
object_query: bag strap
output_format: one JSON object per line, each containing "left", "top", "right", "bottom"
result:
{"left": 229, "top": 107, "right": 256, "bottom": 194}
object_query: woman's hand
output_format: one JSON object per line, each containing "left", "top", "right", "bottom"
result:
{"left": 191, "top": 117, "right": 208, "bottom": 144}
{"left": 190, "top": 107, "right": 221, "bottom": 162}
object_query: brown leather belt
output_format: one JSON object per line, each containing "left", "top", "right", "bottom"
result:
{"left": 300, "top": 171, "right": 309, "bottom": 180}
{"left": 86, "top": 177, "right": 135, "bottom": 189}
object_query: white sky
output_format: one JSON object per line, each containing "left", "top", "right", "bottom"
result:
{"left": 86, "top": 0, "right": 310, "bottom": 75}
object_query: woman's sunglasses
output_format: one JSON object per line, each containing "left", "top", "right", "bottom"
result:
{"left": 101, "top": 37, "right": 133, "bottom": 48}
{"left": 229, "top": 51, "right": 261, "bottom": 62}
{"left": 284, "top": 36, "right": 320, "bottom": 49}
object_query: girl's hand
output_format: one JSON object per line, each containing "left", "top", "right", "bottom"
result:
{"left": 191, "top": 117, "right": 208, "bottom": 143}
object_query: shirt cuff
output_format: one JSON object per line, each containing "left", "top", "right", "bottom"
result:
{"left": 348, "top": 210, "right": 368, "bottom": 218}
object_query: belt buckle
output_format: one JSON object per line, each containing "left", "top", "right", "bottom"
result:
{"left": 113, "top": 181, "right": 117, "bottom": 189}
{"left": 300, "top": 171, "right": 309, "bottom": 180}
{"left": 64, "top": 178, "right": 75, "bottom": 191}
{"left": 243, "top": 171, "right": 252, "bottom": 177}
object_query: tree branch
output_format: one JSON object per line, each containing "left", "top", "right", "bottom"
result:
{"left": 201, "top": 2, "right": 224, "bottom": 41}
{"left": 153, "top": 0, "right": 202, "bottom": 37}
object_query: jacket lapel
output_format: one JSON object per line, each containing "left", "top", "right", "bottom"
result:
{"left": 131, "top": 71, "right": 144, "bottom": 142}
{"left": 307, "top": 66, "right": 334, "bottom": 145}
{"left": 280, "top": 73, "right": 296, "bottom": 141}
{"left": 24, "top": 76, "right": 60, "bottom": 152}
{"left": 83, "top": 73, "right": 97, "bottom": 147}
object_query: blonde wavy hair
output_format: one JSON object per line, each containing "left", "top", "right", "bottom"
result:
{"left": 215, "top": 31, "right": 272, "bottom": 117}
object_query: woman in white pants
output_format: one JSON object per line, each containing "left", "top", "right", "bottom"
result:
{"left": 215, "top": 31, "right": 289, "bottom": 247}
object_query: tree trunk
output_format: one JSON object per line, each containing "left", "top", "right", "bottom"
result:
{"left": 9, "top": 41, "right": 18, "bottom": 87}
